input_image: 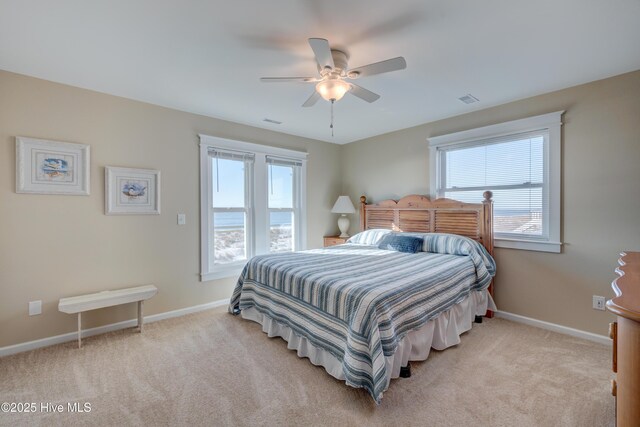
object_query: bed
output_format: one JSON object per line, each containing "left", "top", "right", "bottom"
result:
{"left": 229, "top": 193, "right": 496, "bottom": 403}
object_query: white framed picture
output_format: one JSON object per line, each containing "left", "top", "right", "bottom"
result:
{"left": 16, "top": 136, "right": 90, "bottom": 195}
{"left": 105, "top": 167, "right": 161, "bottom": 215}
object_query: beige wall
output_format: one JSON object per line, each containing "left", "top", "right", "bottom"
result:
{"left": 342, "top": 70, "right": 640, "bottom": 336}
{"left": 0, "top": 70, "right": 342, "bottom": 348}
{"left": 2, "top": 69, "right": 639, "bottom": 349}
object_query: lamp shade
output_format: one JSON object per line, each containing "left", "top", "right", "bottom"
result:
{"left": 331, "top": 196, "right": 356, "bottom": 214}
{"left": 316, "top": 79, "right": 351, "bottom": 102}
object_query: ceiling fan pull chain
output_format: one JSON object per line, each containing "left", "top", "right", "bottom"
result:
{"left": 330, "top": 99, "right": 334, "bottom": 137}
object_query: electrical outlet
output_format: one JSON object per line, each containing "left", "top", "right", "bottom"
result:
{"left": 29, "top": 300, "right": 42, "bottom": 316}
{"left": 592, "top": 295, "right": 606, "bottom": 311}
{"left": 177, "top": 213, "right": 186, "bottom": 225}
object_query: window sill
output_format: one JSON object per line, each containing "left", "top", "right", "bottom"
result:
{"left": 495, "top": 238, "right": 562, "bottom": 253}
{"left": 201, "top": 266, "right": 244, "bottom": 282}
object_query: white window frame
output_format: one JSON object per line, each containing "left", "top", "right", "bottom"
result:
{"left": 199, "top": 135, "right": 307, "bottom": 281}
{"left": 266, "top": 156, "right": 303, "bottom": 253}
{"left": 206, "top": 151, "right": 255, "bottom": 279}
{"left": 427, "top": 111, "right": 563, "bottom": 253}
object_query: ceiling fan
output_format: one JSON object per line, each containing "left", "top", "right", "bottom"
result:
{"left": 260, "top": 38, "right": 407, "bottom": 108}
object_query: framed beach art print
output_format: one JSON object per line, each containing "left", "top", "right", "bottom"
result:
{"left": 105, "top": 166, "right": 160, "bottom": 215}
{"left": 16, "top": 136, "right": 90, "bottom": 195}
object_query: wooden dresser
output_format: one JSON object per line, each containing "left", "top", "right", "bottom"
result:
{"left": 607, "top": 252, "right": 640, "bottom": 426}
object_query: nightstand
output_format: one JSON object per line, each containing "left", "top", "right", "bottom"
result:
{"left": 324, "top": 236, "right": 348, "bottom": 247}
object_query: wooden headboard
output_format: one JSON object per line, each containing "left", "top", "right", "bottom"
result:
{"left": 359, "top": 192, "right": 495, "bottom": 317}
{"left": 359, "top": 192, "right": 494, "bottom": 256}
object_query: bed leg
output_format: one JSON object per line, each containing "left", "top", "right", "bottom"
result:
{"left": 474, "top": 315, "right": 483, "bottom": 324}
{"left": 400, "top": 363, "right": 411, "bottom": 378}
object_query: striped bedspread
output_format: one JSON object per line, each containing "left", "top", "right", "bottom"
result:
{"left": 229, "top": 236, "right": 495, "bottom": 402}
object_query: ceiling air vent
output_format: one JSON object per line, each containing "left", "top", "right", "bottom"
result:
{"left": 263, "top": 118, "right": 282, "bottom": 125}
{"left": 458, "top": 94, "right": 479, "bottom": 104}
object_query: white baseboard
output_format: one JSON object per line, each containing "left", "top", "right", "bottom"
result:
{"left": 495, "top": 310, "right": 611, "bottom": 346}
{"left": 2, "top": 303, "right": 610, "bottom": 357}
{"left": 0, "top": 298, "right": 229, "bottom": 357}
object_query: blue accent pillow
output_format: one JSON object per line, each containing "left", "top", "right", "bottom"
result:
{"left": 377, "top": 234, "right": 423, "bottom": 253}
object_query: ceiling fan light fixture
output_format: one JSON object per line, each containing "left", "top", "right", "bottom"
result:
{"left": 315, "top": 79, "right": 351, "bottom": 102}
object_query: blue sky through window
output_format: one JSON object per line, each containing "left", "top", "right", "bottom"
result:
{"left": 212, "top": 158, "right": 245, "bottom": 208}
{"left": 268, "top": 165, "right": 293, "bottom": 209}
{"left": 211, "top": 158, "right": 294, "bottom": 210}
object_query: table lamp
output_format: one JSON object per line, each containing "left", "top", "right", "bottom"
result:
{"left": 331, "top": 196, "right": 356, "bottom": 238}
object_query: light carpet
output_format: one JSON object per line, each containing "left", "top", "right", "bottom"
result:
{"left": 0, "top": 308, "right": 614, "bottom": 427}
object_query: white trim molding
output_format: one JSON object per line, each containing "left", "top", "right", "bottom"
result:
{"left": 0, "top": 299, "right": 230, "bottom": 357}
{"left": 427, "top": 111, "right": 564, "bottom": 253}
{"left": 201, "top": 265, "right": 245, "bottom": 282}
{"left": 495, "top": 310, "right": 611, "bottom": 346}
{"left": 198, "top": 134, "right": 309, "bottom": 160}
{"left": 2, "top": 302, "right": 610, "bottom": 357}
{"left": 427, "top": 111, "right": 564, "bottom": 147}
{"left": 494, "top": 237, "right": 562, "bottom": 253}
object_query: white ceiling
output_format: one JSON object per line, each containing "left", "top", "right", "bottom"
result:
{"left": 1, "top": 0, "right": 640, "bottom": 144}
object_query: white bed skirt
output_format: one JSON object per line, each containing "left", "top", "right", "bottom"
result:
{"left": 240, "top": 290, "right": 496, "bottom": 390}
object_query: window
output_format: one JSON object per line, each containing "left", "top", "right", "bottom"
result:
{"left": 428, "top": 111, "right": 563, "bottom": 253}
{"left": 267, "top": 156, "right": 302, "bottom": 253}
{"left": 210, "top": 151, "right": 253, "bottom": 265}
{"left": 200, "top": 135, "right": 307, "bottom": 280}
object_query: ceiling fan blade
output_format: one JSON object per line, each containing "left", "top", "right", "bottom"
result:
{"left": 260, "top": 77, "right": 318, "bottom": 83}
{"left": 348, "top": 83, "right": 380, "bottom": 103}
{"left": 302, "top": 91, "right": 321, "bottom": 107}
{"left": 347, "top": 57, "right": 407, "bottom": 78}
{"left": 308, "top": 38, "right": 335, "bottom": 70}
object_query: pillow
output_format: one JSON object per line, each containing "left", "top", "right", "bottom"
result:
{"left": 419, "top": 233, "right": 496, "bottom": 285}
{"left": 347, "top": 229, "right": 392, "bottom": 246}
{"left": 421, "top": 233, "right": 483, "bottom": 255}
{"left": 377, "top": 234, "right": 424, "bottom": 253}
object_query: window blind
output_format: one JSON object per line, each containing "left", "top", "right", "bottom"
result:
{"left": 265, "top": 155, "right": 303, "bottom": 167}
{"left": 440, "top": 130, "right": 547, "bottom": 238}
{"left": 209, "top": 148, "right": 255, "bottom": 162}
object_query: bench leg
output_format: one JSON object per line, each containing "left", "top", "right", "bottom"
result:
{"left": 77, "top": 312, "right": 82, "bottom": 349}
{"left": 138, "top": 301, "right": 143, "bottom": 333}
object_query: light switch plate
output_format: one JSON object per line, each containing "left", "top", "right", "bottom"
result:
{"left": 29, "top": 300, "right": 42, "bottom": 316}
{"left": 177, "top": 213, "right": 186, "bottom": 225}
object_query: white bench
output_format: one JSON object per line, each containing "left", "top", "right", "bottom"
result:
{"left": 58, "top": 285, "right": 158, "bottom": 348}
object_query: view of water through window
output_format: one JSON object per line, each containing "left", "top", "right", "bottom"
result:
{"left": 204, "top": 143, "right": 306, "bottom": 275}
{"left": 213, "top": 211, "right": 293, "bottom": 263}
